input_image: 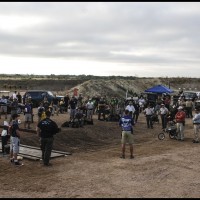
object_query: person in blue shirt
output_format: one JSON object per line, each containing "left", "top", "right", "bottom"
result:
{"left": 119, "top": 109, "right": 135, "bottom": 159}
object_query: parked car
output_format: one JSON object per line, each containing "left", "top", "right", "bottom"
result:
{"left": 0, "top": 98, "right": 25, "bottom": 114}
{"left": 182, "top": 91, "right": 198, "bottom": 101}
{"left": 23, "top": 90, "right": 56, "bottom": 108}
{"left": 56, "top": 95, "right": 65, "bottom": 102}
{"left": 195, "top": 100, "right": 200, "bottom": 108}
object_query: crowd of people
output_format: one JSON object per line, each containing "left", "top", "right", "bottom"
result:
{"left": 0, "top": 90, "right": 200, "bottom": 165}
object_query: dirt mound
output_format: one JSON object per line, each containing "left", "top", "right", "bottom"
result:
{"left": 1, "top": 75, "right": 200, "bottom": 98}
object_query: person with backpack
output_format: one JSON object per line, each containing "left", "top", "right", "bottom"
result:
{"left": 10, "top": 113, "right": 23, "bottom": 166}
{"left": 36, "top": 110, "right": 60, "bottom": 166}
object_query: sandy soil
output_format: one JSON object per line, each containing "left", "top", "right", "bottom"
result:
{"left": 0, "top": 109, "right": 200, "bottom": 198}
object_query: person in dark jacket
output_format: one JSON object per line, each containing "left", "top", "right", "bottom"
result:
{"left": 36, "top": 110, "right": 60, "bottom": 166}
{"left": 10, "top": 114, "right": 23, "bottom": 166}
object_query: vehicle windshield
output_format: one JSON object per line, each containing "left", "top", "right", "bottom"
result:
{"left": 184, "top": 92, "right": 196, "bottom": 97}
{"left": 47, "top": 91, "right": 54, "bottom": 97}
{"left": 26, "top": 92, "right": 42, "bottom": 98}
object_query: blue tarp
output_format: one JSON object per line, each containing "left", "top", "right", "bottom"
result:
{"left": 145, "top": 84, "right": 174, "bottom": 94}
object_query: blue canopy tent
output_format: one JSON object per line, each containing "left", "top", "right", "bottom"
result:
{"left": 145, "top": 84, "right": 174, "bottom": 94}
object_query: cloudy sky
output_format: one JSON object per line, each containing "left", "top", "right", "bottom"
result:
{"left": 0, "top": 2, "right": 200, "bottom": 77}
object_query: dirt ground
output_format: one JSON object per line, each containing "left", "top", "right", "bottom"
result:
{"left": 0, "top": 109, "right": 200, "bottom": 198}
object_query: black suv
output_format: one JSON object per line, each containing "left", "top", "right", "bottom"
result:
{"left": 23, "top": 90, "right": 56, "bottom": 108}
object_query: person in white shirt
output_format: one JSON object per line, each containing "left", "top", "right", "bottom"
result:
{"left": 125, "top": 101, "right": 135, "bottom": 119}
{"left": 192, "top": 108, "right": 200, "bottom": 143}
{"left": 138, "top": 97, "right": 146, "bottom": 113}
{"left": 86, "top": 99, "right": 94, "bottom": 121}
{"left": 159, "top": 104, "right": 169, "bottom": 129}
{"left": 143, "top": 104, "right": 154, "bottom": 129}
{"left": 11, "top": 91, "right": 17, "bottom": 101}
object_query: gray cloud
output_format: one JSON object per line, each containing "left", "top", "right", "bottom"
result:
{"left": 0, "top": 2, "right": 200, "bottom": 77}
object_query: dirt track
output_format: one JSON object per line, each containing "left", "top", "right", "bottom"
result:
{"left": 0, "top": 110, "right": 200, "bottom": 198}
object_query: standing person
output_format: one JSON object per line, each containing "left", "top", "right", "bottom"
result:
{"left": 159, "top": 104, "right": 169, "bottom": 130}
{"left": 143, "top": 104, "right": 154, "bottom": 129}
{"left": 37, "top": 102, "right": 45, "bottom": 123}
{"left": 24, "top": 100, "right": 32, "bottom": 129}
{"left": 52, "top": 94, "right": 59, "bottom": 116}
{"left": 69, "top": 96, "right": 77, "bottom": 120}
{"left": 10, "top": 114, "right": 23, "bottom": 166}
{"left": 64, "top": 94, "right": 70, "bottom": 113}
{"left": 192, "top": 108, "right": 200, "bottom": 143}
{"left": 125, "top": 101, "right": 135, "bottom": 119}
{"left": 9, "top": 98, "right": 18, "bottom": 123}
{"left": 133, "top": 101, "right": 140, "bottom": 123}
{"left": 43, "top": 97, "right": 50, "bottom": 112}
{"left": 16, "top": 92, "right": 22, "bottom": 103}
{"left": 164, "top": 95, "right": 171, "bottom": 110}
{"left": 0, "top": 95, "right": 8, "bottom": 119}
{"left": 1, "top": 121, "right": 9, "bottom": 156}
{"left": 175, "top": 106, "right": 186, "bottom": 141}
{"left": 11, "top": 91, "right": 17, "bottom": 101}
{"left": 97, "top": 97, "right": 106, "bottom": 121}
{"left": 110, "top": 97, "right": 118, "bottom": 116}
{"left": 36, "top": 110, "right": 60, "bottom": 166}
{"left": 86, "top": 99, "right": 94, "bottom": 121}
{"left": 119, "top": 109, "right": 135, "bottom": 159}
{"left": 27, "top": 97, "right": 34, "bottom": 123}
{"left": 185, "top": 99, "right": 193, "bottom": 118}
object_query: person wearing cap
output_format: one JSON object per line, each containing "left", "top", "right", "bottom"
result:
{"left": 192, "top": 108, "right": 200, "bottom": 143}
{"left": 10, "top": 113, "right": 23, "bottom": 166}
{"left": 159, "top": 104, "right": 169, "bottom": 129}
{"left": 175, "top": 106, "right": 186, "bottom": 141}
{"left": 36, "top": 110, "right": 60, "bottom": 166}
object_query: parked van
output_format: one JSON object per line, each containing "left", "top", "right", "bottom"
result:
{"left": 23, "top": 90, "right": 55, "bottom": 108}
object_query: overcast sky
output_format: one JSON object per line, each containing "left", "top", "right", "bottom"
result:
{"left": 0, "top": 2, "right": 200, "bottom": 77}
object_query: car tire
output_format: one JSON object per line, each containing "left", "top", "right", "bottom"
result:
{"left": 158, "top": 132, "right": 165, "bottom": 140}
